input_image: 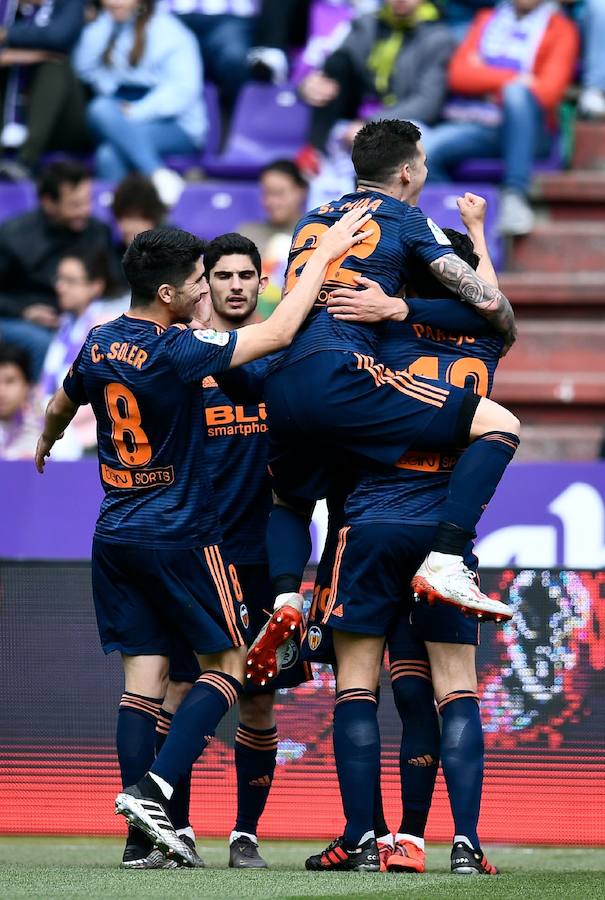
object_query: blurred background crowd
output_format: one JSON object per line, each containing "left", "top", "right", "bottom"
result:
{"left": 0, "top": 0, "right": 603, "bottom": 463}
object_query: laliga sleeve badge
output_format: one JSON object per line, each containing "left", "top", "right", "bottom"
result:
{"left": 426, "top": 217, "right": 452, "bottom": 246}
{"left": 193, "top": 328, "right": 230, "bottom": 346}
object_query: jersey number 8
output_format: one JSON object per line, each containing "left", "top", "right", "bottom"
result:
{"left": 105, "top": 382, "right": 152, "bottom": 467}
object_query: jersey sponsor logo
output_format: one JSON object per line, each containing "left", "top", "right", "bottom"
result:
{"left": 307, "top": 625, "right": 323, "bottom": 651}
{"left": 101, "top": 463, "right": 175, "bottom": 489}
{"left": 205, "top": 402, "right": 268, "bottom": 437}
{"left": 193, "top": 328, "right": 230, "bottom": 346}
{"left": 426, "top": 217, "right": 451, "bottom": 246}
{"left": 395, "top": 450, "right": 459, "bottom": 473}
{"left": 240, "top": 603, "right": 250, "bottom": 630}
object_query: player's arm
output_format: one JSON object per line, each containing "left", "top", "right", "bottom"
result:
{"left": 456, "top": 192, "right": 498, "bottom": 288}
{"left": 35, "top": 387, "right": 79, "bottom": 473}
{"left": 428, "top": 253, "right": 515, "bottom": 353}
{"left": 228, "top": 208, "right": 373, "bottom": 368}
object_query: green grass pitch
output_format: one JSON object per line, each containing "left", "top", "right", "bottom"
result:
{"left": 1, "top": 837, "right": 603, "bottom": 900}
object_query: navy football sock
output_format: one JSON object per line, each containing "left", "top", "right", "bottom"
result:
{"left": 155, "top": 709, "right": 192, "bottom": 832}
{"left": 391, "top": 668, "right": 440, "bottom": 838}
{"left": 116, "top": 692, "right": 163, "bottom": 788}
{"left": 435, "top": 431, "right": 519, "bottom": 552}
{"left": 151, "top": 671, "right": 241, "bottom": 788}
{"left": 372, "top": 685, "right": 389, "bottom": 838}
{"left": 234, "top": 723, "right": 278, "bottom": 836}
{"left": 333, "top": 689, "right": 380, "bottom": 848}
{"left": 438, "top": 691, "right": 484, "bottom": 848}
{"left": 267, "top": 504, "right": 312, "bottom": 595}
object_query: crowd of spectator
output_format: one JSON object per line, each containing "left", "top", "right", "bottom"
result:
{"left": 0, "top": 0, "right": 602, "bottom": 458}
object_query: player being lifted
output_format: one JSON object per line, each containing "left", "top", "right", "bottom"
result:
{"left": 152, "top": 233, "right": 312, "bottom": 869}
{"left": 247, "top": 119, "right": 519, "bottom": 687}
{"left": 304, "top": 196, "right": 503, "bottom": 875}
{"left": 34, "top": 212, "right": 373, "bottom": 867}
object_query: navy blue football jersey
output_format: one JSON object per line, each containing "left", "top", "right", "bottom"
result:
{"left": 345, "top": 298, "right": 503, "bottom": 525}
{"left": 63, "top": 314, "right": 237, "bottom": 548}
{"left": 203, "top": 359, "right": 272, "bottom": 565}
{"left": 270, "top": 191, "right": 453, "bottom": 370}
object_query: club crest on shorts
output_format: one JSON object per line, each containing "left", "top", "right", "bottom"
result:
{"left": 240, "top": 603, "right": 249, "bottom": 629}
{"left": 307, "top": 625, "right": 323, "bottom": 651}
{"left": 277, "top": 638, "right": 299, "bottom": 669}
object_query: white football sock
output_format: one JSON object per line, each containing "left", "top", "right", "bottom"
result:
{"left": 149, "top": 772, "right": 173, "bottom": 800}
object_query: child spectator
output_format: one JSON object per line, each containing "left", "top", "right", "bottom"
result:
{"left": 422, "top": 0, "right": 579, "bottom": 235}
{"left": 39, "top": 247, "right": 127, "bottom": 456}
{"left": 74, "top": 0, "right": 206, "bottom": 205}
{"left": 0, "top": 343, "right": 39, "bottom": 459}
{"left": 0, "top": 0, "right": 87, "bottom": 180}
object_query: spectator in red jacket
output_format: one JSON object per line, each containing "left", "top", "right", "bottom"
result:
{"left": 422, "top": 0, "right": 579, "bottom": 235}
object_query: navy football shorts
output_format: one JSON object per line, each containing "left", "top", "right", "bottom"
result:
{"left": 265, "top": 351, "right": 479, "bottom": 503}
{"left": 92, "top": 537, "right": 250, "bottom": 658}
{"left": 321, "top": 523, "right": 480, "bottom": 645}
{"left": 168, "top": 563, "right": 312, "bottom": 693}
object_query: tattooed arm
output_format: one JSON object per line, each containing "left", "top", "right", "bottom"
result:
{"left": 429, "top": 253, "right": 516, "bottom": 353}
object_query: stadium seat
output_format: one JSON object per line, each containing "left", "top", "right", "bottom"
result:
{"left": 0, "top": 181, "right": 36, "bottom": 218}
{"left": 203, "top": 84, "right": 311, "bottom": 179}
{"left": 453, "top": 133, "right": 563, "bottom": 182}
{"left": 170, "top": 182, "right": 264, "bottom": 239}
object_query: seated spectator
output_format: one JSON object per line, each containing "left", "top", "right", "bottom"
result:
{"left": 238, "top": 159, "right": 307, "bottom": 317}
{"left": 422, "top": 0, "right": 579, "bottom": 235}
{"left": 164, "top": 0, "right": 258, "bottom": 110}
{"left": 577, "top": 0, "right": 605, "bottom": 118}
{"left": 297, "top": 0, "right": 454, "bottom": 173}
{"left": 39, "top": 248, "right": 128, "bottom": 456}
{"left": 0, "top": 0, "right": 88, "bottom": 180}
{"left": 74, "top": 0, "right": 206, "bottom": 205}
{"left": 0, "top": 343, "right": 39, "bottom": 460}
{"left": 111, "top": 173, "right": 168, "bottom": 253}
{"left": 0, "top": 160, "right": 119, "bottom": 380}
{"left": 441, "top": 0, "right": 496, "bottom": 43}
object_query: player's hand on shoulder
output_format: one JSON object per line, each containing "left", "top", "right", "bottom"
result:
{"left": 457, "top": 192, "right": 487, "bottom": 228}
{"left": 318, "top": 208, "right": 373, "bottom": 260}
{"left": 327, "top": 276, "right": 409, "bottom": 323}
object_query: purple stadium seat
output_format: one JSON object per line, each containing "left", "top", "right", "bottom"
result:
{"left": 420, "top": 185, "right": 503, "bottom": 270}
{"left": 203, "top": 84, "right": 310, "bottom": 179}
{"left": 170, "top": 182, "right": 263, "bottom": 239}
{"left": 454, "top": 132, "right": 563, "bottom": 182}
{"left": 0, "top": 181, "right": 36, "bottom": 221}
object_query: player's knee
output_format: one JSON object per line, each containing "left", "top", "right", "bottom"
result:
{"left": 471, "top": 398, "right": 521, "bottom": 441}
{"left": 198, "top": 644, "right": 247, "bottom": 684}
{"left": 391, "top": 671, "right": 434, "bottom": 717}
{"left": 239, "top": 691, "right": 275, "bottom": 730}
{"left": 163, "top": 680, "right": 193, "bottom": 714}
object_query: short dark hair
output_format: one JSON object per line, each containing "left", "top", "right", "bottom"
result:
{"left": 260, "top": 159, "right": 307, "bottom": 189}
{"left": 111, "top": 174, "right": 167, "bottom": 225}
{"left": 122, "top": 228, "right": 207, "bottom": 305}
{"left": 204, "top": 233, "right": 262, "bottom": 279}
{"left": 410, "top": 228, "right": 480, "bottom": 299}
{"left": 37, "top": 160, "right": 91, "bottom": 201}
{"left": 58, "top": 247, "right": 119, "bottom": 297}
{"left": 352, "top": 119, "right": 422, "bottom": 184}
{"left": 0, "top": 342, "right": 31, "bottom": 383}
